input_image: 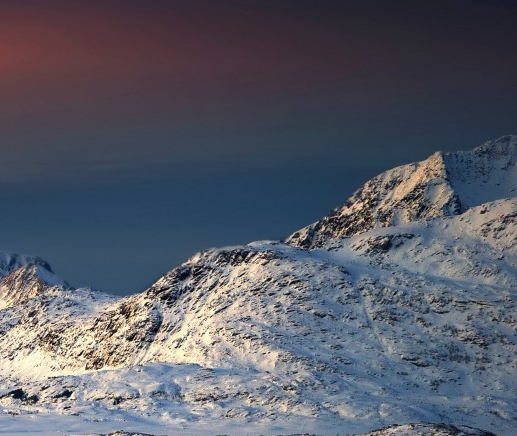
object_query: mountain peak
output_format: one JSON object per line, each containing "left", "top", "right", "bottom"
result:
{"left": 287, "top": 136, "right": 516, "bottom": 249}
{"left": 0, "top": 250, "right": 54, "bottom": 278}
{"left": 0, "top": 262, "right": 68, "bottom": 310}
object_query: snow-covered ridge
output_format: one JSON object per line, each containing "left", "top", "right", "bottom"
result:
{"left": 286, "top": 135, "right": 517, "bottom": 249}
{"left": 0, "top": 136, "right": 516, "bottom": 436}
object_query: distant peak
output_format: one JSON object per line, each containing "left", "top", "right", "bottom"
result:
{"left": 0, "top": 258, "right": 68, "bottom": 310}
{"left": 0, "top": 250, "right": 54, "bottom": 278}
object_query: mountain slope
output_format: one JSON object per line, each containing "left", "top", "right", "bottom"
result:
{"left": 0, "top": 137, "right": 516, "bottom": 436}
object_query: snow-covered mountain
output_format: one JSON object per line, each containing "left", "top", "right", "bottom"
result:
{"left": 0, "top": 250, "right": 55, "bottom": 280}
{"left": 0, "top": 136, "right": 515, "bottom": 436}
{"left": 0, "top": 262, "right": 68, "bottom": 311}
{"left": 287, "top": 135, "right": 517, "bottom": 248}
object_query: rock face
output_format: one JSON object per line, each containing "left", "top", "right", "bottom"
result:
{"left": 0, "top": 136, "right": 516, "bottom": 436}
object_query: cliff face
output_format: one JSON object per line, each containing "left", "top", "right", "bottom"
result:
{"left": 0, "top": 136, "right": 515, "bottom": 436}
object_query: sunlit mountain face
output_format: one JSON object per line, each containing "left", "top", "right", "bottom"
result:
{"left": 0, "top": 137, "right": 515, "bottom": 435}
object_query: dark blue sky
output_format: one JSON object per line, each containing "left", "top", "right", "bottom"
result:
{"left": 1, "top": 0, "right": 516, "bottom": 294}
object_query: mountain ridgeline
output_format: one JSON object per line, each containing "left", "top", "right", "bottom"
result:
{"left": 0, "top": 135, "right": 515, "bottom": 436}
{"left": 287, "top": 135, "right": 517, "bottom": 248}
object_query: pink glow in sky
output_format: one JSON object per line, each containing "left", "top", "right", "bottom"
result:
{"left": 0, "top": 0, "right": 516, "bottom": 294}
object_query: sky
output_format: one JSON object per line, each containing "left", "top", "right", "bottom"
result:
{"left": 1, "top": 0, "right": 516, "bottom": 295}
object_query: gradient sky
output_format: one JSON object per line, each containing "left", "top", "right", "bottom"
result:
{"left": 1, "top": 0, "right": 516, "bottom": 295}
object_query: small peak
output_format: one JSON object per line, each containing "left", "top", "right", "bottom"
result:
{"left": 0, "top": 250, "right": 54, "bottom": 278}
{"left": 420, "top": 150, "right": 447, "bottom": 176}
{"left": 0, "top": 263, "right": 68, "bottom": 309}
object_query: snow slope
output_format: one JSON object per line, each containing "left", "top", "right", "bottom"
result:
{"left": 0, "top": 136, "right": 515, "bottom": 436}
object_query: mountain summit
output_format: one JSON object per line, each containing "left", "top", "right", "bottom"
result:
{"left": 0, "top": 250, "right": 68, "bottom": 310}
{"left": 287, "top": 135, "right": 516, "bottom": 248}
{"left": 0, "top": 137, "right": 515, "bottom": 436}
{"left": 0, "top": 250, "right": 54, "bottom": 278}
